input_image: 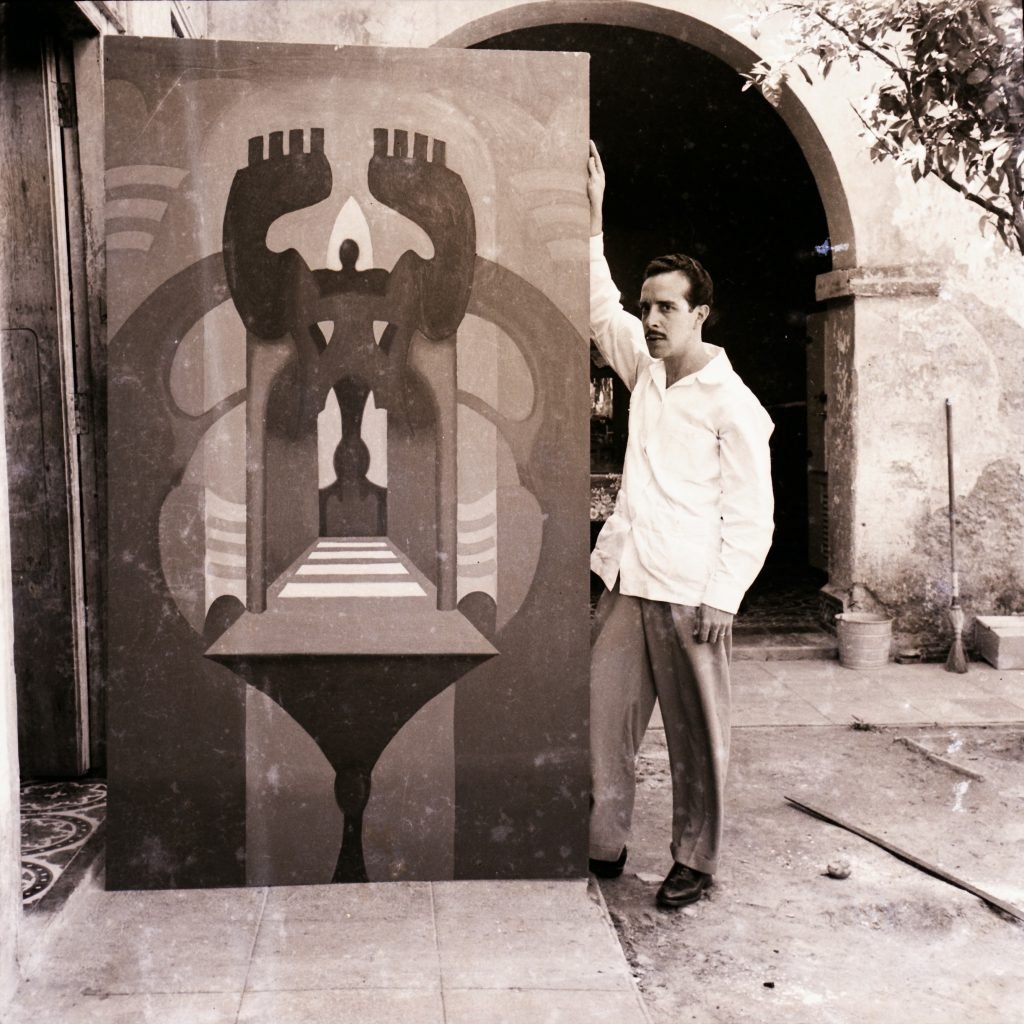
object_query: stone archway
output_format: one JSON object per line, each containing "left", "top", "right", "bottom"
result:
{"left": 435, "top": 0, "right": 856, "bottom": 269}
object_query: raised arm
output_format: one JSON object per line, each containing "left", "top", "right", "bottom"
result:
{"left": 588, "top": 141, "right": 649, "bottom": 390}
{"left": 588, "top": 139, "right": 605, "bottom": 237}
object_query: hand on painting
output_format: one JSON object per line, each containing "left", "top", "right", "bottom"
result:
{"left": 587, "top": 140, "right": 605, "bottom": 237}
{"left": 694, "top": 604, "right": 733, "bottom": 644}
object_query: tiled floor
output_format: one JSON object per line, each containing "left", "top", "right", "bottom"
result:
{"left": 20, "top": 782, "right": 105, "bottom": 909}
{"left": 639, "top": 661, "right": 1024, "bottom": 731}
{"left": 6, "top": 881, "right": 649, "bottom": 1024}
{"left": 729, "top": 659, "right": 1024, "bottom": 727}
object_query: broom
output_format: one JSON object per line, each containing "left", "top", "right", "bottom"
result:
{"left": 945, "top": 398, "right": 968, "bottom": 673}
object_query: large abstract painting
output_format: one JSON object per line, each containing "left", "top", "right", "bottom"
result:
{"left": 104, "top": 38, "right": 590, "bottom": 887}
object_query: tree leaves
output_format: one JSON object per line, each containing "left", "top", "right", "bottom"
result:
{"left": 743, "top": 0, "right": 1024, "bottom": 253}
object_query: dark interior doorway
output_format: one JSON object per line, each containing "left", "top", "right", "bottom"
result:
{"left": 1, "top": 1, "right": 101, "bottom": 778}
{"left": 474, "top": 23, "right": 832, "bottom": 615}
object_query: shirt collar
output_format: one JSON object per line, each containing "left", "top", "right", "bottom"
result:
{"left": 653, "top": 345, "right": 731, "bottom": 388}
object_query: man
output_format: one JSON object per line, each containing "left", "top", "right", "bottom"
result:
{"left": 586, "top": 142, "right": 774, "bottom": 909}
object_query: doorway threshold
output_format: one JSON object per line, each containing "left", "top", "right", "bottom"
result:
{"left": 734, "top": 563, "right": 837, "bottom": 660}
{"left": 733, "top": 626, "right": 838, "bottom": 661}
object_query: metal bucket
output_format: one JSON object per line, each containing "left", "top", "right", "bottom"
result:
{"left": 836, "top": 612, "right": 892, "bottom": 670}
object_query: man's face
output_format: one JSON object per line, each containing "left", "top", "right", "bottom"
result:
{"left": 639, "top": 271, "right": 707, "bottom": 362}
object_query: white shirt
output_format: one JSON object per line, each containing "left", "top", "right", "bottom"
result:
{"left": 590, "top": 235, "right": 775, "bottom": 614}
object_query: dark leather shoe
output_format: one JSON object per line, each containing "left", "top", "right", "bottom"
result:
{"left": 656, "top": 862, "right": 712, "bottom": 908}
{"left": 589, "top": 847, "right": 627, "bottom": 879}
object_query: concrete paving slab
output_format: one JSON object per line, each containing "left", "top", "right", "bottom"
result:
{"left": 98, "top": 886, "right": 266, "bottom": 917}
{"left": 247, "top": 915, "right": 440, "bottom": 991}
{"left": 899, "top": 698, "right": 1024, "bottom": 725}
{"left": 876, "top": 676, "right": 996, "bottom": 701}
{"left": 781, "top": 678, "right": 893, "bottom": 702}
{"left": 238, "top": 989, "right": 445, "bottom": 1024}
{"left": 443, "top": 988, "right": 651, "bottom": 1023}
{"left": 33, "top": 952, "right": 255, "bottom": 997}
{"left": 950, "top": 697, "right": 1024, "bottom": 721}
{"left": 760, "top": 660, "right": 872, "bottom": 683}
{"left": 731, "top": 676, "right": 799, "bottom": 697}
{"left": 261, "top": 881, "right": 433, "bottom": 920}
{"left": 731, "top": 700, "right": 832, "bottom": 727}
{"left": 729, "top": 661, "right": 781, "bottom": 683}
{"left": 432, "top": 879, "right": 590, "bottom": 921}
{"left": 22, "top": 890, "right": 261, "bottom": 994}
{"left": 963, "top": 671, "right": 1024, "bottom": 701}
{"left": 436, "top": 913, "right": 632, "bottom": 991}
{"left": 4, "top": 875, "right": 646, "bottom": 1022}
{"left": 1, "top": 990, "right": 242, "bottom": 1024}
{"left": 812, "top": 700, "right": 937, "bottom": 726}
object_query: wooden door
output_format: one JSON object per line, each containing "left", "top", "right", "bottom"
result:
{"left": 0, "top": 6, "right": 92, "bottom": 777}
{"left": 805, "top": 312, "right": 829, "bottom": 572}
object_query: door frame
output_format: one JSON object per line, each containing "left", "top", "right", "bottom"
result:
{"left": 42, "top": 36, "right": 92, "bottom": 774}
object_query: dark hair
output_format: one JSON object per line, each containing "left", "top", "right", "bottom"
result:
{"left": 643, "top": 254, "right": 714, "bottom": 309}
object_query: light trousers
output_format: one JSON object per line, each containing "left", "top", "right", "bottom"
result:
{"left": 589, "top": 586, "right": 732, "bottom": 876}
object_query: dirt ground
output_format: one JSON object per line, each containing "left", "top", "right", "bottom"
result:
{"left": 598, "top": 723, "right": 1024, "bottom": 1024}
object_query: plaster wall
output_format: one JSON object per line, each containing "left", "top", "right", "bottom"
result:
{"left": 123, "top": 0, "right": 209, "bottom": 37}
{"left": 847, "top": 292, "right": 1023, "bottom": 644}
{"left": 761, "top": 4, "right": 1024, "bottom": 644}
{"left": 0, "top": 347, "right": 21, "bottom": 1011}
{"left": 73, "top": 0, "right": 208, "bottom": 38}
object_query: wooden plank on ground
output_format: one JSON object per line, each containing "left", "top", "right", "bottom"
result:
{"left": 785, "top": 795, "right": 1024, "bottom": 924}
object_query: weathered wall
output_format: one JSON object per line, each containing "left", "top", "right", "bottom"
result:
{"left": 0, "top": 371, "right": 20, "bottom": 1024}
{"left": 73, "top": 0, "right": 209, "bottom": 37}
{"left": 0, "top": 4, "right": 24, "bottom": 965}
{"left": 123, "top": 0, "right": 209, "bottom": 37}
{"left": 196, "top": 1, "right": 1024, "bottom": 643}
{"left": 773, "top": 3, "right": 1024, "bottom": 649}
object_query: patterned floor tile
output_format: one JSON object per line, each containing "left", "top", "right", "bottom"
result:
{"left": 20, "top": 781, "right": 106, "bottom": 908}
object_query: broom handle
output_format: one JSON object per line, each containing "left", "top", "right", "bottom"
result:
{"left": 946, "top": 398, "right": 959, "bottom": 602}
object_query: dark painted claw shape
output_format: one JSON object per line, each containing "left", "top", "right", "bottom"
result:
{"left": 368, "top": 128, "right": 475, "bottom": 341}
{"left": 223, "top": 127, "right": 331, "bottom": 340}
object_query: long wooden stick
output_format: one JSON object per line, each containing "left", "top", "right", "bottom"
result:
{"left": 946, "top": 398, "right": 958, "bottom": 593}
{"left": 895, "top": 736, "right": 985, "bottom": 782}
{"left": 785, "top": 796, "right": 1024, "bottom": 923}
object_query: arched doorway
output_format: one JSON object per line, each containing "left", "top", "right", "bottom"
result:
{"left": 443, "top": 9, "right": 852, "bottom": 637}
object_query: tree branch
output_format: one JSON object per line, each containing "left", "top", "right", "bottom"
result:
{"left": 851, "top": 102, "right": 1013, "bottom": 223}
{"left": 935, "top": 169, "right": 1013, "bottom": 221}
{"left": 809, "top": 7, "right": 906, "bottom": 76}
{"left": 850, "top": 102, "right": 902, "bottom": 157}
{"left": 1006, "top": 160, "right": 1024, "bottom": 249}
